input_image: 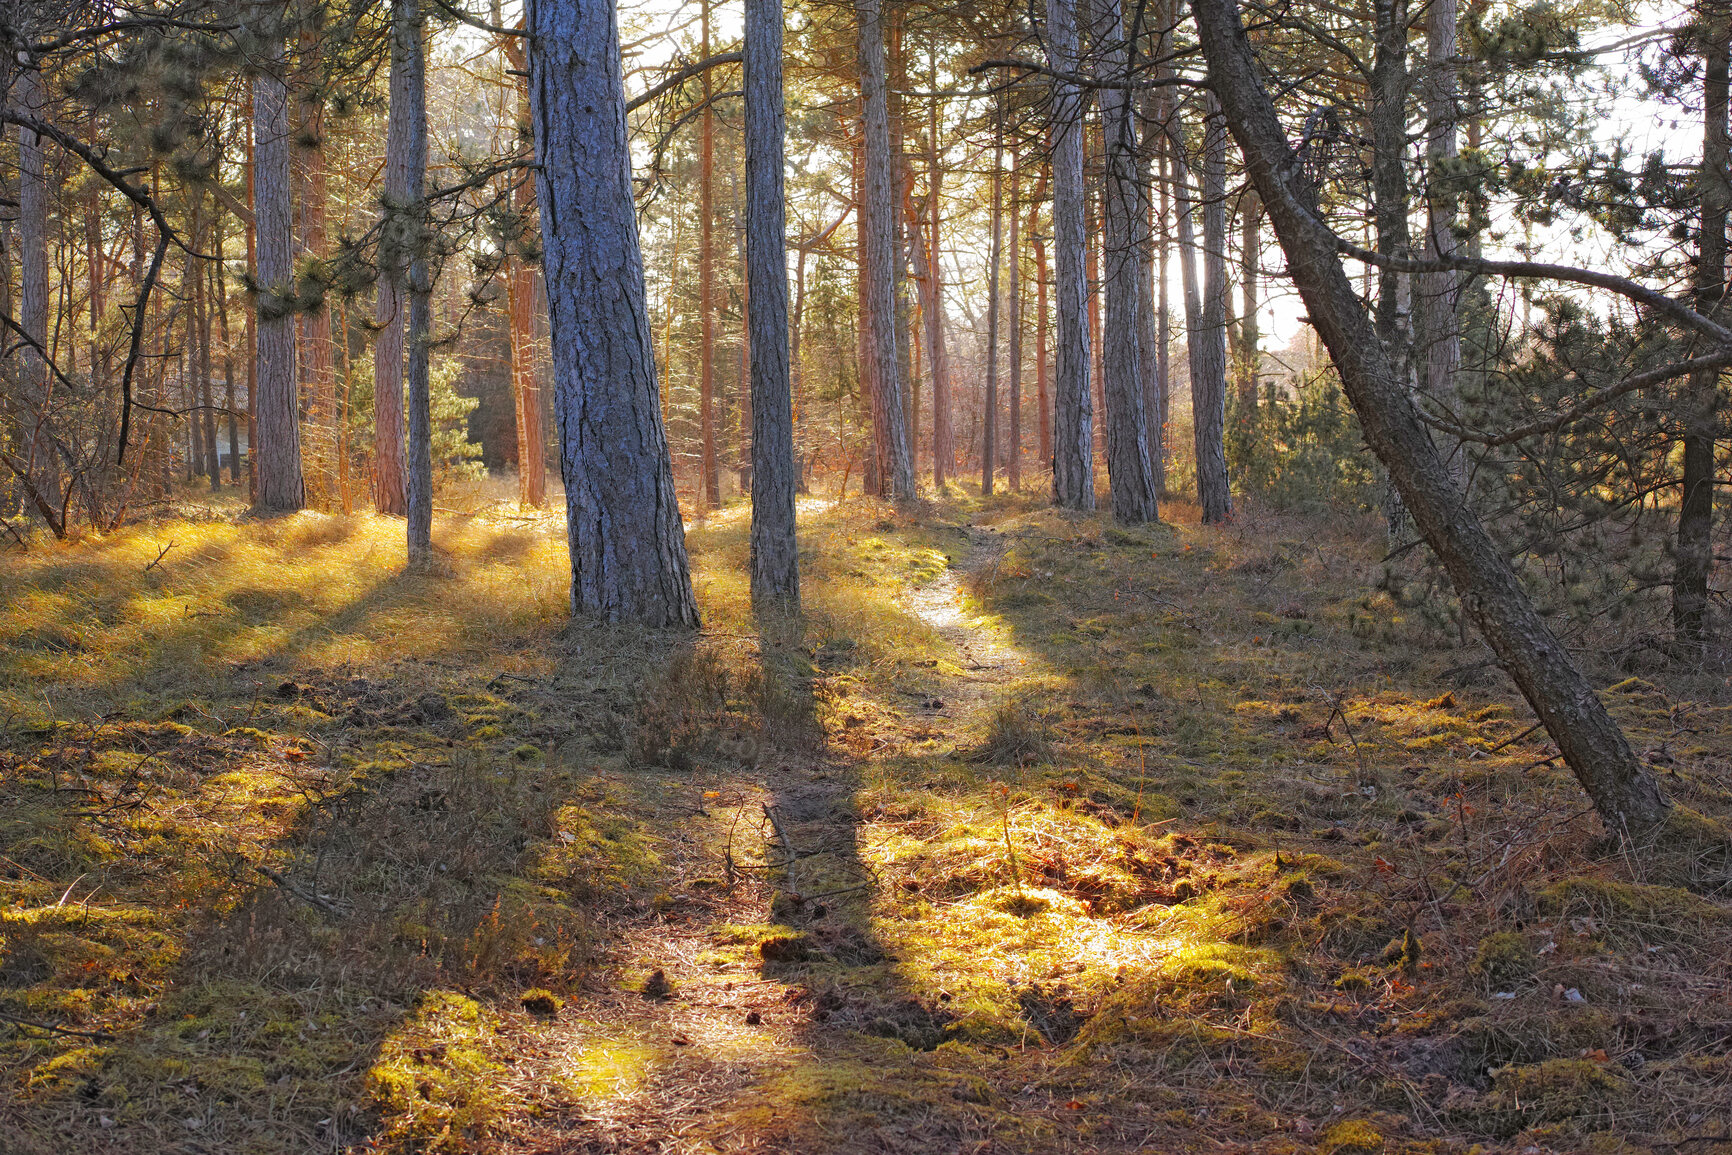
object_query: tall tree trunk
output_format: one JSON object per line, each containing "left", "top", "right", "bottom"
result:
{"left": 295, "top": 51, "right": 334, "bottom": 508}
{"left": 1033, "top": 177, "right": 1051, "bottom": 469}
{"left": 1046, "top": 0, "right": 1095, "bottom": 509}
{"left": 745, "top": 0, "right": 799, "bottom": 608}
{"left": 503, "top": 27, "right": 546, "bottom": 509}
{"left": 1676, "top": 0, "right": 1727, "bottom": 641}
{"left": 244, "top": 111, "right": 259, "bottom": 501}
{"left": 1136, "top": 87, "right": 1163, "bottom": 493}
{"left": 527, "top": 0, "right": 699, "bottom": 626}
{"left": 1008, "top": 151, "right": 1023, "bottom": 492}
{"left": 1418, "top": 0, "right": 1460, "bottom": 460}
{"left": 856, "top": 0, "right": 915, "bottom": 500}
{"left": 1174, "top": 100, "right": 1230, "bottom": 523}
{"left": 373, "top": 10, "right": 410, "bottom": 518}
{"left": 214, "top": 204, "right": 242, "bottom": 484}
{"left": 699, "top": 0, "right": 720, "bottom": 509}
{"left": 984, "top": 104, "right": 1002, "bottom": 496}
{"left": 1372, "top": 0, "right": 1414, "bottom": 535}
{"left": 17, "top": 63, "right": 58, "bottom": 508}
{"left": 194, "top": 207, "right": 221, "bottom": 489}
{"left": 1238, "top": 190, "right": 1261, "bottom": 409}
{"left": 853, "top": 128, "right": 881, "bottom": 496}
{"left": 1193, "top": 0, "right": 1672, "bottom": 837}
{"left": 253, "top": 35, "right": 305, "bottom": 512}
{"left": 389, "top": 0, "right": 434, "bottom": 562}
{"left": 925, "top": 74, "right": 953, "bottom": 486}
{"left": 1155, "top": 104, "right": 1172, "bottom": 488}
{"left": 1093, "top": 0, "right": 1158, "bottom": 523}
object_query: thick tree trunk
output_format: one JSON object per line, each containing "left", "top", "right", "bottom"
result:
{"left": 252, "top": 40, "right": 305, "bottom": 512}
{"left": 1032, "top": 174, "right": 1051, "bottom": 471}
{"left": 1046, "top": 0, "right": 1095, "bottom": 508}
{"left": 1155, "top": 114, "right": 1172, "bottom": 489}
{"left": 372, "top": 4, "right": 416, "bottom": 519}
{"left": 527, "top": 0, "right": 699, "bottom": 627}
{"left": 380, "top": 0, "right": 434, "bottom": 561}
{"left": 744, "top": 0, "right": 799, "bottom": 609}
{"left": 856, "top": 0, "right": 915, "bottom": 500}
{"left": 1093, "top": 0, "right": 1158, "bottom": 523}
{"left": 1677, "top": 1, "right": 1728, "bottom": 641}
{"left": 1192, "top": 0, "right": 1672, "bottom": 836}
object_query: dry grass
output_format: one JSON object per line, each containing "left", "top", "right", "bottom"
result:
{"left": 1, "top": 483, "right": 1729, "bottom": 1153}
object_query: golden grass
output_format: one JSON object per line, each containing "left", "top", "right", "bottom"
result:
{"left": 1, "top": 483, "right": 1728, "bottom": 1153}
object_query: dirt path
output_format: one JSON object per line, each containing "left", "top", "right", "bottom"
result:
{"left": 506, "top": 531, "right": 1019, "bottom": 1154}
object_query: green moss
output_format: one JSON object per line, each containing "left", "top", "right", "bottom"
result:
{"left": 1320, "top": 1119, "right": 1385, "bottom": 1153}
{"left": 1469, "top": 932, "right": 1535, "bottom": 988}
{"left": 1468, "top": 1059, "right": 1633, "bottom": 1138}
{"left": 365, "top": 991, "right": 509, "bottom": 1152}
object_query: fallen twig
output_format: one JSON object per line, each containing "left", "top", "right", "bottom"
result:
{"left": 0, "top": 1010, "right": 113, "bottom": 1041}
{"left": 142, "top": 540, "right": 176, "bottom": 572}
{"left": 254, "top": 864, "right": 345, "bottom": 918}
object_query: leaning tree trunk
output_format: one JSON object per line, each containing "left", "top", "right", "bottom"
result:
{"left": 252, "top": 43, "right": 305, "bottom": 512}
{"left": 527, "top": 0, "right": 699, "bottom": 627}
{"left": 856, "top": 0, "right": 915, "bottom": 501}
{"left": 1676, "top": 0, "right": 1729, "bottom": 642}
{"left": 1093, "top": 0, "right": 1159, "bottom": 524}
{"left": 1192, "top": 0, "right": 1672, "bottom": 836}
{"left": 1046, "top": 0, "right": 1095, "bottom": 509}
{"left": 744, "top": 0, "right": 799, "bottom": 609}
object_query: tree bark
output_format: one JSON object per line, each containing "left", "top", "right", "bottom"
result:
{"left": 1092, "top": 0, "right": 1158, "bottom": 523}
{"left": 252, "top": 34, "right": 305, "bottom": 512}
{"left": 1174, "top": 97, "right": 1231, "bottom": 523}
{"left": 17, "top": 64, "right": 58, "bottom": 507}
{"left": 372, "top": 3, "right": 415, "bottom": 518}
{"left": 856, "top": 0, "right": 915, "bottom": 500}
{"left": 984, "top": 105, "right": 1002, "bottom": 496}
{"left": 1676, "top": 0, "right": 1728, "bottom": 641}
{"left": 926, "top": 70, "right": 953, "bottom": 487}
{"left": 745, "top": 0, "right": 799, "bottom": 609}
{"left": 1238, "top": 190, "right": 1261, "bottom": 408}
{"left": 1192, "top": 0, "right": 1672, "bottom": 836}
{"left": 295, "top": 54, "right": 334, "bottom": 508}
{"left": 1008, "top": 151, "right": 1023, "bottom": 492}
{"left": 528, "top": 0, "right": 699, "bottom": 627}
{"left": 1046, "top": 0, "right": 1095, "bottom": 508}
{"left": 503, "top": 26, "right": 546, "bottom": 509}
{"left": 699, "top": 0, "right": 720, "bottom": 509}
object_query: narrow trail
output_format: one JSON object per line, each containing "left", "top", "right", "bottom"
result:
{"left": 508, "top": 528, "right": 1021, "bottom": 1154}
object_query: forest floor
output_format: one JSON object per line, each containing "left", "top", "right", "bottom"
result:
{"left": 0, "top": 486, "right": 1729, "bottom": 1154}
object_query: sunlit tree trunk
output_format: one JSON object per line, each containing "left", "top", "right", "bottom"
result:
{"left": 295, "top": 34, "right": 334, "bottom": 509}
{"left": 501, "top": 23, "right": 546, "bottom": 509}
{"left": 253, "top": 33, "right": 305, "bottom": 512}
{"left": 856, "top": 0, "right": 915, "bottom": 500}
{"left": 1008, "top": 152, "right": 1023, "bottom": 492}
{"left": 925, "top": 73, "right": 953, "bottom": 487}
{"left": 1179, "top": 97, "right": 1232, "bottom": 524}
{"left": 699, "top": 0, "right": 720, "bottom": 508}
{"left": 745, "top": 0, "right": 798, "bottom": 608}
{"left": 1093, "top": 0, "right": 1158, "bottom": 523}
{"left": 527, "top": 0, "right": 699, "bottom": 626}
{"left": 1046, "top": 0, "right": 1094, "bottom": 509}
{"left": 984, "top": 104, "right": 1002, "bottom": 496}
